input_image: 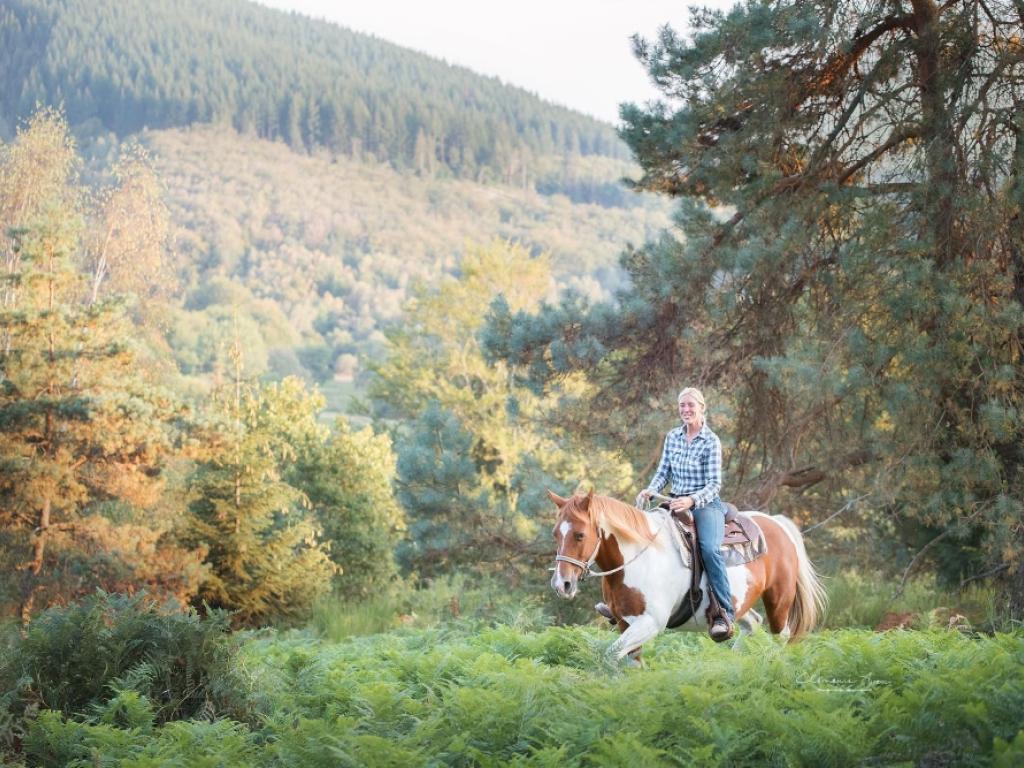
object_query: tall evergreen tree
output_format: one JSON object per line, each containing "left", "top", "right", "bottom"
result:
{"left": 0, "top": 111, "right": 194, "bottom": 619}
{"left": 485, "top": 1, "right": 1024, "bottom": 606}
{"left": 287, "top": 413, "right": 404, "bottom": 600}
{"left": 176, "top": 354, "right": 333, "bottom": 628}
{"left": 226, "top": 374, "right": 404, "bottom": 601}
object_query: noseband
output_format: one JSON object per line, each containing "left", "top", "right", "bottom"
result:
{"left": 554, "top": 536, "right": 602, "bottom": 578}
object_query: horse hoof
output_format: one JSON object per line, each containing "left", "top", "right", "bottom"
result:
{"left": 595, "top": 602, "right": 617, "bottom": 626}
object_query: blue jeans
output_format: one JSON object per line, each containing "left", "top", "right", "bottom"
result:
{"left": 692, "top": 500, "right": 734, "bottom": 619}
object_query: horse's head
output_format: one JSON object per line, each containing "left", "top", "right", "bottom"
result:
{"left": 549, "top": 489, "right": 600, "bottom": 599}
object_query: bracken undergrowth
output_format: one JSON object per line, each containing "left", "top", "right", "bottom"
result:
{"left": 6, "top": 618, "right": 1023, "bottom": 767}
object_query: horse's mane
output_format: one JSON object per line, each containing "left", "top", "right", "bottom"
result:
{"left": 588, "top": 494, "right": 661, "bottom": 546}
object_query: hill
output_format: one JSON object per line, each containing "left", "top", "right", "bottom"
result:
{"left": 0, "top": 0, "right": 628, "bottom": 194}
{"left": 140, "top": 125, "right": 671, "bottom": 393}
{"left": 0, "top": 0, "right": 674, "bottom": 402}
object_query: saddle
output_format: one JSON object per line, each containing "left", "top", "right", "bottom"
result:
{"left": 659, "top": 501, "right": 768, "bottom": 630}
{"left": 667, "top": 502, "right": 767, "bottom": 569}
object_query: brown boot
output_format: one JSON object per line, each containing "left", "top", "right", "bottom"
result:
{"left": 709, "top": 615, "right": 734, "bottom": 643}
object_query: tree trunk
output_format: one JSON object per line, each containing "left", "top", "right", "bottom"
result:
{"left": 911, "top": 0, "right": 961, "bottom": 263}
{"left": 18, "top": 496, "right": 51, "bottom": 623}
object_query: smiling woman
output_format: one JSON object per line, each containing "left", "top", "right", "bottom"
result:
{"left": 635, "top": 386, "right": 735, "bottom": 640}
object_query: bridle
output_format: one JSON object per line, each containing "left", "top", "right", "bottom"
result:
{"left": 553, "top": 497, "right": 671, "bottom": 579}
{"left": 553, "top": 535, "right": 603, "bottom": 576}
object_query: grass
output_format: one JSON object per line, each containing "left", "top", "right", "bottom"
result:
{"left": 307, "top": 567, "right": 1006, "bottom": 644}
{"left": 315, "top": 380, "right": 367, "bottom": 426}
{"left": 821, "top": 569, "right": 1003, "bottom": 631}
{"left": 308, "top": 573, "right": 600, "bottom": 642}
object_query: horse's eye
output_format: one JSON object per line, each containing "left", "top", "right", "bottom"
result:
{"left": 574, "top": 532, "right": 585, "bottom": 542}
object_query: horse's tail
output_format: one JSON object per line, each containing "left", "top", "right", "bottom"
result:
{"left": 774, "top": 515, "right": 828, "bottom": 639}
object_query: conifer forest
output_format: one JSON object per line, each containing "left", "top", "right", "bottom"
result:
{"left": 1, "top": 0, "right": 1023, "bottom": 765}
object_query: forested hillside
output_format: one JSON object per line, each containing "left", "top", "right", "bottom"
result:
{"left": 138, "top": 126, "right": 670, "bottom": 391}
{"left": 0, "top": 0, "right": 628, "bottom": 195}
{"left": 0, "top": 0, "right": 674, "bottom": 395}
{"left": 0, "top": 111, "right": 642, "bottom": 622}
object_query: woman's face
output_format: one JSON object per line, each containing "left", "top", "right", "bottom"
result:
{"left": 678, "top": 395, "right": 704, "bottom": 428}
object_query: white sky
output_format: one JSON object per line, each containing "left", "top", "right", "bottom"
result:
{"left": 254, "top": 0, "right": 736, "bottom": 124}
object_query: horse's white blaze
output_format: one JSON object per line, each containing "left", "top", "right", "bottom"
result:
{"left": 552, "top": 521, "right": 574, "bottom": 587}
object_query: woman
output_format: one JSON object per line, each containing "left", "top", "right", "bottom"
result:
{"left": 636, "top": 387, "right": 734, "bottom": 641}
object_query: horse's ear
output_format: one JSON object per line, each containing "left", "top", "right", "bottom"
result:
{"left": 579, "top": 489, "right": 594, "bottom": 511}
{"left": 547, "top": 490, "right": 568, "bottom": 507}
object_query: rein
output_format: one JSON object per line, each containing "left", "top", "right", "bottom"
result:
{"left": 553, "top": 494, "right": 672, "bottom": 579}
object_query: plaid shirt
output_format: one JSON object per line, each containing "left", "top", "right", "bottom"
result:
{"left": 645, "top": 423, "right": 722, "bottom": 508}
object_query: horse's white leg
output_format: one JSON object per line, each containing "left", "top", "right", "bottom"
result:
{"left": 607, "top": 614, "right": 661, "bottom": 661}
{"left": 737, "top": 608, "right": 763, "bottom": 635}
{"left": 730, "top": 608, "right": 763, "bottom": 651}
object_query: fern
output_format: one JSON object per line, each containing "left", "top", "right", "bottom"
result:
{"left": 8, "top": 617, "right": 1024, "bottom": 767}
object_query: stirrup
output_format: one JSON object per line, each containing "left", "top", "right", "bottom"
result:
{"left": 594, "top": 602, "right": 616, "bottom": 624}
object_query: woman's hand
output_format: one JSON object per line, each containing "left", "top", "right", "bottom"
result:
{"left": 669, "top": 496, "right": 694, "bottom": 513}
{"left": 635, "top": 489, "right": 653, "bottom": 507}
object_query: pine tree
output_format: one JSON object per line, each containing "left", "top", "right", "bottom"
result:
{"left": 0, "top": 111, "right": 189, "bottom": 619}
{"left": 484, "top": 1, "right": 1024, "bottom": 604}
{"left": 177, "top": 350, "right": 333, "bottom": 627}
{"left": 394, "top": 401, "right": 488, "bottom": 573}
{"left": 287, "top": 413, "right": 404, "bottom": 600}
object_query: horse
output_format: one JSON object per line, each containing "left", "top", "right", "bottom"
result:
{"left": 548, "top": 490, "right": 827, "bottom": 663}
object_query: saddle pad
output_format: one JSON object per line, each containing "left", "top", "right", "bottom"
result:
{"left": 664, "top": 511, "right": 768, "bottom": 569}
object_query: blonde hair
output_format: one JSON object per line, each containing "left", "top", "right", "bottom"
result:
{"left": 677, "top": 387, "right": 706, "bottom": 409}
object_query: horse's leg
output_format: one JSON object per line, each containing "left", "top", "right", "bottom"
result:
{"left": 748, "top": 514, "right": 802, "bottom": 640}
{"left": 607, "top": 613, "right": 661, "bottom": 661}
{"left": 762, "top": 580, "right": 797, "bottom": 636}
{"left": 729, "top": 607, "right": 763, "bottom": 651}
{"left": 737, "top": 607, "right": 763, "bottom": 635}
{"left": 612, "top": 619, "right": 643, "bottom": 665}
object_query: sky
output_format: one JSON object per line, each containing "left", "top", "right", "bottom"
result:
{"left": 255, "top": 0, "right": 736, "bottom": 124}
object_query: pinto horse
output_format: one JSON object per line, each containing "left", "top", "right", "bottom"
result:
{"left": 549, "top": 490, "right": 827, "bottom": 662}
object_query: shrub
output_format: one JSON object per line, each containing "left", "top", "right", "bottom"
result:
{"left": 0, "top": 591, "right": 249, "bottom": 730}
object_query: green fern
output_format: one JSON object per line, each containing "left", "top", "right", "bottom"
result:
{"left": 8, "top": 616, "right": 1024, "bottom": 767}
